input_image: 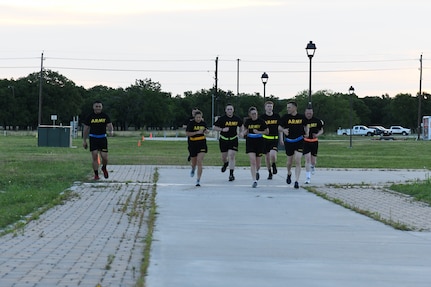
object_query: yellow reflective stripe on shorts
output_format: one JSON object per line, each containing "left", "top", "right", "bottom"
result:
{"left": 263, "top": 135, "right": 278, "bottom": 140}
{"left": 190, "top": 136, "right": 205, "bottom": 141}
{"left": 220, "top": 135, "right": 238, "bottom": 140}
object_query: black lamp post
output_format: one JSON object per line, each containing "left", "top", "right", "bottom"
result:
{"left": 349, "top": 86, "right": 355, "bottom": 148}
{"left": 306, "top": 41, "right": 316, "bottom": 107}
{"left": 7, "top": 85, "right": 15, "bottom": 97}
{"left": 7, "top": 85, "right": 15, "bottom": 129}
{"left": 261, "top": 72, "right": 268, "bottom": 103}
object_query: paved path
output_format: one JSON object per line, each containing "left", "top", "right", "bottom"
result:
{"left": 0, "top": 165, "right": 155, "bottom": 287}
{"left": 148, "top": 166, "right": 431, "bottom": 287}
{"left": 0, "top": 166, "right": 430, "bottom": 287}
{"left": 315, "top": 185, "right": 431, "bottom": 231}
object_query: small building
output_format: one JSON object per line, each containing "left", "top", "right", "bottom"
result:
{"left": 422, "top": 116, "right": 431, "bottom": 140}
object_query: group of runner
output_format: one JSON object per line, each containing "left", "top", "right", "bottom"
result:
{"left": 80, "top": 99, "right": 323, "bottom": 188}
{"left": 186, "top": 100, "right": 324, "bottom": 188}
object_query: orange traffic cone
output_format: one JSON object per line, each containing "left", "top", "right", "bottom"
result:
{"left": 138, "top": 140, "right": 141, "bottom": 147}
{"left": 150, "top": 132, "right": 153, "bottom": 139}
{"left": 142, "top": 135, "right": 145, "bottom": 141}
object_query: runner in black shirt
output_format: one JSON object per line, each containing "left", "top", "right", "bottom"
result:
{"left": 213, "top": 104, "right": 243, "bottom": 181}
{"left": 303, "top": 107, "right": 324, "bottom": 184}
{"left": 83, "top": 101, "right": 114, "bottom": 180}
{"left": 278, "top": 101, "right": 306, "bottom": 189}
{"left": 260, "top": 101, "right": 280, "bottom": 180}
{"left": 242, "top": 106, "right": 269, "bottom": 188}
{"left": 186, "top": 110, "right": 209, "bottom": 187}
{"left": 182, "top": 107, "right": 199, "bottom": 162}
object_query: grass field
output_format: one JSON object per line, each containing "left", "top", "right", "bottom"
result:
{"left": 1, "top": 133, "right": 431, "bottom": 232}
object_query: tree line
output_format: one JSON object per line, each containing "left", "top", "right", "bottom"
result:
{"left": 0, "top": 69, "right": 429, "bottom": 134}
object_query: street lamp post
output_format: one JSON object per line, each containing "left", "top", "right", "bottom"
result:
{"left": 305, "top": 41, "right": 316, "bottom": 107}
{"left": 7, "top": 85, "right": 15, "bottom": 97}
{"left": 261, "top": 72, "right": 268, "bottom": 103}
{"left": 349, "top": 86, "right": 355, "bottom": 148}
{"left": 8, "top": 85, "right": 15, "bottom": 130}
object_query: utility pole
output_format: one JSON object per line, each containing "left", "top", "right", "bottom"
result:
{"left": 215, "top": 56, "right": 218, "bottom": 93}
{"left": 212, "top": 57, "right": 218, "bottom": 127}
{"left": 417, "top": 54, "right": 423, "bottom": 140}
{"left": 236, "top": 58, "right": 240, "bottom": 96}
{"left": 38, "top": 52, "right": 44, "bottom": 126}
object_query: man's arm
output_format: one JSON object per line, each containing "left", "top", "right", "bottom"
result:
{"left": 82, "top": 124, "right": 90, "bottom": 149}
{"left": 107, "top": 123, "right": 114, "bottom": 136}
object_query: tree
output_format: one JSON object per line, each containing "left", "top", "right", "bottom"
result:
{"left": 0, "top": 80, "right": 17, "bottom": 129}
{"left": 0, "top": 69, "right": 426, "bottom": 134}
{"left": 22, "top": 70, "right": 82, "bottom": 127}
{"left": 362, "top": 95, "right": 392, "bottom": 126}
{"left": 390, "top": 93, "right": 417, "bottom": 130}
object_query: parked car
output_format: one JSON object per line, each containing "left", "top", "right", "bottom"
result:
{"left": 369, "top": 126, "right": 392, "bottom": 136}
{"left": 389, "top": 126, "right": 411, "bottom": 135}
{"left": 337, "top": 125, "right": 376, "bottom": 136}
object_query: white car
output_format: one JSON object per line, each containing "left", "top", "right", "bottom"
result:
{"left": 389, "top": 126, "right": 411, "bottom": 135}
{"left": 369, "top": 126, "right": 392, "bottom": 136}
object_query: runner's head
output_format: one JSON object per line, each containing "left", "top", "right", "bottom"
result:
{"left": 305, "top": 107, "right": 313, "bottom": 119}
{"left": 93, "top": 101, "right": 103, "bottom": 114}
{"left": 286, "top": 101, "right": 297, "bottom": 115}
{"left": 264, "top": 101, "right": 274, "bottom": 115}
{"left": 248, "top": 106, "right": 258, "bottom": 120}
{"left": 225, "top": 104, "right": 234, "bottom": 117}
{"left": 194, "top": 110, "right": 203, "bottom": 122}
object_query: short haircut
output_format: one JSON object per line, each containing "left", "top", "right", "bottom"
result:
{"left": 265, "top": 101, "right": 274, "bottom": 106}
{"left": 248, "top": 106, "right": 257, "bottom": 113}
{"left": 287, "top": 101, "right": 297, "bottom": 107}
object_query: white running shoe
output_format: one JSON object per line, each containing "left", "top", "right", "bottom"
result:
{"left": 305, "top": 177, "right": 311, "bottom": 184}
{"left": 311, "top": 165, "right": 315, "bottom": 175}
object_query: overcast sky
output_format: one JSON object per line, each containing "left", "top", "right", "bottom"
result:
{"left": 1, "top": 0, "right": 430, "bottom": 99}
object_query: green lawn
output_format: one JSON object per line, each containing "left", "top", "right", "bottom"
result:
{"left": 0, "top": 134, "right": 430, "bottom": 232}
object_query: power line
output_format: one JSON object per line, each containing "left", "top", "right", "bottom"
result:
{"left": 0, "top": 55, "right": 420, "bottom": 65}
{"left": 39, "top": 66, "right": 419, "bottom": 74}
{"left": 0, "top": 57, "right": 40, "bottom": 60}
{"left": 0, "top": 66, "right": 40, "bottom": 69}
{"left": 47, "top": 57, "right": 213, "bottom": 62}
{"left": 45, "top": 66, "right": 212, "bottom": 72}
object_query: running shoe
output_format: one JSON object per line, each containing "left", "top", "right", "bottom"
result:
{"left": 311, "top": 165, "right": 315, "bottom": 175}
{"left": 305, "top": 177, "right": 311, "bottom": 184}
{"left": 221, "top": 162, "right": 229, "bottom": 172}
{"left": 101, "top": 166, "right": 109, "bottom": 179}
{"left": 94, "top": 175, "right": 100, "bottom": 180}
{"left": 286, "top": 174, "right": 292, "bottom": 184}
{"left": 252, "top": 181, "right": 258, "bottom": 188}
{"left": 294, "top": 181, "right": 299, "bottom": 189}
{"left": 267, "top": 172, "right": 273, "bottom": 180}
{"left": 256, "top": 172, "right": 260, "bottom": 181}
{"left": 272, "top": 162, "right": 277, "bottom": 175}
{"left": 196, "top": 180, "right": 200, "bottom": 187}
{"left": 190, "top": 168, "right": 195, "bottom": 177}
{"left": 229, "top": 175, "right": 235, "bottom": 181}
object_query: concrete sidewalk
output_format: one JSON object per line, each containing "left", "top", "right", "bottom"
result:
{"left": 0, "top": 165, "right": 155, "bottom": 287}
{"left": 0, "top": 165, "right": 430, "bottom": 286}
{"left": 147, "top": 166, "right": 431, "bottom": 287}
